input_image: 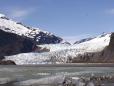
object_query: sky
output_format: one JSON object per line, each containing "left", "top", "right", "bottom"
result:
{"left": 0, "top": 0, "right": 114, "bottom": 43}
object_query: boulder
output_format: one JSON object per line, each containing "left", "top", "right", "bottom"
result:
{"left": 0, "top": 60, "right": 16, "bottom": 65}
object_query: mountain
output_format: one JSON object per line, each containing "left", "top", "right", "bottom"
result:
{"left": 0, "top": 13, "right": 62, "bottom": 45}
{"left": 74, "top": 37, "right": 94, "bottom": 44}
{"left": 4, "top": 32, "right": 114, "bottom": 65}
{"left": 74, "top": 33, "right": 108, "bottom": 44}
{"left": 0, "top": 13, "right": 114, "bottom": 65}
{"left": 0, "top": 13, "right": 63, "bottom": 58}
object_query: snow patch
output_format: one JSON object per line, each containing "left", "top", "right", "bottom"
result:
{"left": 0, "top": 13, "right": 6, "bottom": 18}
{"left": 0, "top": 13, "right": 55, "bottom": 42}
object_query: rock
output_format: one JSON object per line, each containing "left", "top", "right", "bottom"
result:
{"left": 33, "top": 46, "right": 50, "bottom": 53}
{"left": 63, "top": 77, "right": 85, "bottom": 86}
{"left": 0, "top": 29, "right": 35, "bottom": 58}
{"left": 0, "top": 60, "right": 16, "bottom": 65}
{"left": 0, "top": 56, "right": 5, "bottom": 60}
{"left": 87, "top": 82, "right": 95, "bottom": 86}
{"left": 34, "top": 32, "right": 62, "bottom": 44}
{"left": 108, "top": 32, "right": 114, "bottom": 50}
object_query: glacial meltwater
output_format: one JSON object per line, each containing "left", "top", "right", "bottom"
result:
{"left": 0, "top": 65, "right": 114, "bottom": 86}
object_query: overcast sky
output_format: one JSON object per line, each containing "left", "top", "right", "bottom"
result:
{"left": 0, "top": 0, "right": 114, "bottom": 43}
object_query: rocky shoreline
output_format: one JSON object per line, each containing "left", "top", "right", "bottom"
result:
{"left": 0, "top": 75, "right": 114, "bottom": 86}
{"left": 62, "top": 75, "right": 114, "bottom": 86}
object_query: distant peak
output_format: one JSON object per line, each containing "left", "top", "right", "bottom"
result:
{"left": 0, "top": 13, "right": 9, "bottom": 20}
{"left": 97, "top": 32, "right": 111, "bottom": 38}
{"left": 0, "top": 13, "right": 6, "bottom": 18}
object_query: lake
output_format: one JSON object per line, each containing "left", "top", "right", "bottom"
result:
{"left": 0, "top": 64, "right": 114, "bottom": 86}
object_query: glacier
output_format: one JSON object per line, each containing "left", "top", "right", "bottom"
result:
{"left": 5, "top": 33, "right": 111, "bottom": 65}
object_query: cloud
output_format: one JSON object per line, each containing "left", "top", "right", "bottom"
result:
{"left": 62, "top": 34, "right": 91, "bottom": 44}
{"left": 11, "top": 10, "right": 30, "bottom": 18}
{"left": 105, "top": 8, "right": 114, "bottom": 15}
{"left": 8, "top": 8, "right": 35, "bottom": 20}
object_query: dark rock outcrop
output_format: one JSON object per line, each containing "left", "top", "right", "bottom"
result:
{"left": 0, "top": 29, "right": 35, "bottom": 59}
{"left": 108, "top": 33, "right": 114, "bottom": 51}
{"left": 0, "top": 60, "right": 16, "bottom": 65}
{"left": 34, "top": 46, "right": 50, "bottom": 53}
{"left": 34, "top": 32, "right": 62, "bottom": 44}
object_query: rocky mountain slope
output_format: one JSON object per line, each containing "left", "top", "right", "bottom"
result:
{"left": 0, "top": 29, "right": 35, "bottom": 57}
{"left": 0, "top": 14, "right": 62, "bottom": 45}
{"left": 0, "top": 13, "right": 62, "bottom": 57}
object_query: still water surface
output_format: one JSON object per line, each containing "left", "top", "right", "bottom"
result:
{"left": 0, "top": 65, "right": 114, "bottom": 86}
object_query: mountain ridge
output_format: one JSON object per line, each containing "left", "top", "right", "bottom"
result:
{"left": 0, "top": 13, "right": 62, "bottom": 44}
